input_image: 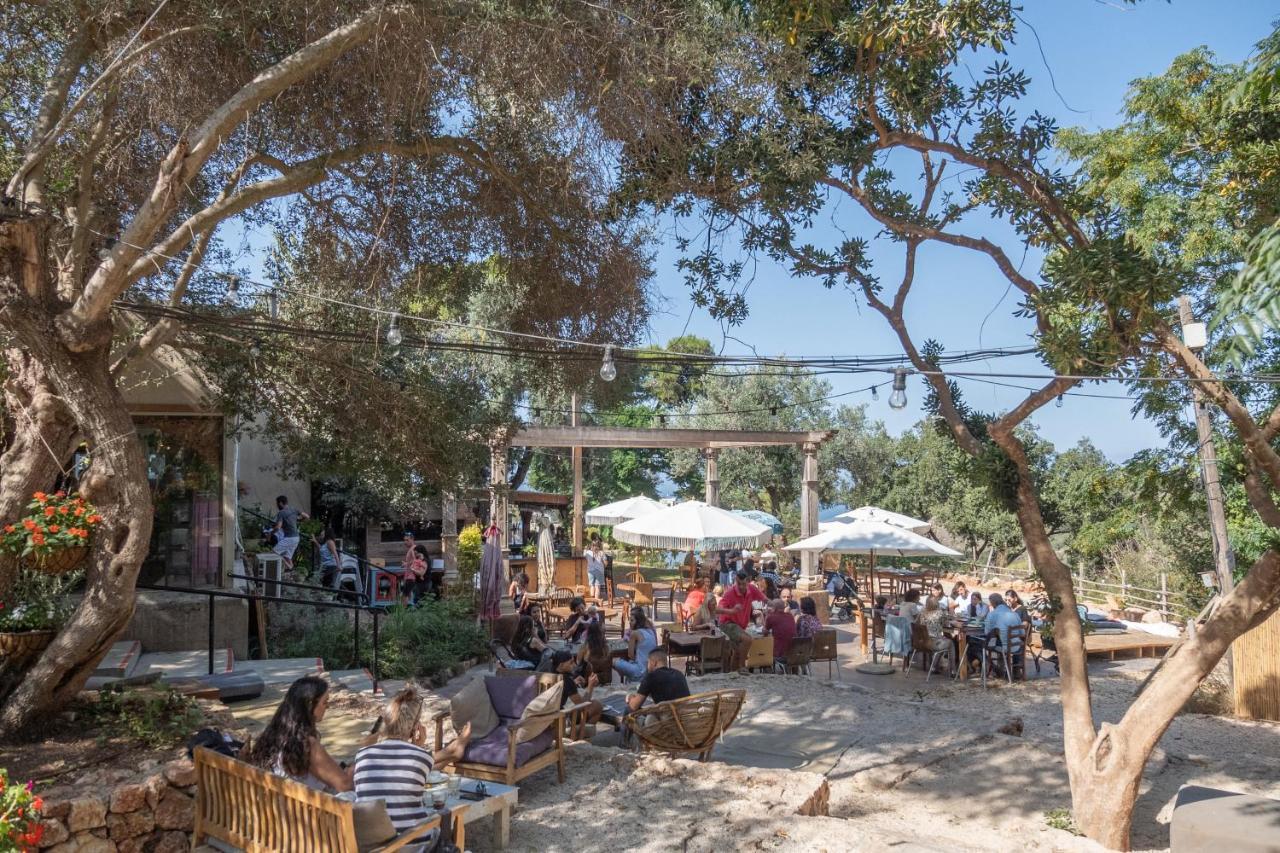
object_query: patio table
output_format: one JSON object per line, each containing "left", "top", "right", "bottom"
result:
{"left": 445, "top": 778, "right": 518, "bottom": 850}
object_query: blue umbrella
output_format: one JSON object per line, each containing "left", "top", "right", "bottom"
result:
{"left": 732, "top": 509, "right": 783, "bottom": 534}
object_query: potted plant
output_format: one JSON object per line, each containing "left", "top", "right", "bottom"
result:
{"left": 0, "top": 568, "right": 79, "bottom": 664}
{"left": 1, "top": 491, "right": 103, "bottom": 575}
{"left": 0, "top": 770, "right": 44, "bottom": 850}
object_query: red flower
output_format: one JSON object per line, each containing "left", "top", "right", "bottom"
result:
{"left": 22, "top": 519, "right": 36, "bottom": 530}
{"left": 73, "top": 508, "right": 84, "bottom": 517}
{"left": 54, "top": 490, "right": 65, "bottom": 498}
{"left": 43, "top": 507, "right": 55, "bottom": 518}
{"left": 3, "top": 524, "right": 13, "bottom": 533}
{"left": 32, "top": 796, "right": 42, "bottom": 811}
{"left": 33, "top": 491, "right": 47, "bottom": 502}
{"left": 48, "top": 524, "right": 60, "bottom": 533}
{"left": 31, "top": 533, "right": 45, "bottom": 545}
{"left": 86, "top": 515, "right": 102, "bottom": 525}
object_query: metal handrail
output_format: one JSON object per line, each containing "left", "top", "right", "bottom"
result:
{"left": 137, "top": 581, "right": 381, "bottom": 693}
{"left": 239, "top": 506, "right": 384, "bottom": 573}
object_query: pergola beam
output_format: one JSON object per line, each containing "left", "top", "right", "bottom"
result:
{"left": 513, "top": 426, "right": 835, "bottom": 449}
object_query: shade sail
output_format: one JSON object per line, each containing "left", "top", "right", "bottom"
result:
{"left": 613, "top": 500, "right": 771, "bottom": 551}
{"left": 584, "top": 495, "right": 663, "bottom": 526}
{"left": 831, "top": 505, "right": 930, "bottom": 532}
{"left": 783, "top": 519, "right": 961, "bottom": 558}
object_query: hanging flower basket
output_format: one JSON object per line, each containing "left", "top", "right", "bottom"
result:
{"left": 24, "top": 546, "right": 88, "bottom": 576}
{"left": 2, "top": 491, "right": 102, "bottom": 576}
{"left": 0, "top": 629, "right": 54, "bottom": 664}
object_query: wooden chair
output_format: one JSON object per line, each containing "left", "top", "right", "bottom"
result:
{"left": 629, "top": 581, "right": 656, "bottom": 611}
{"left": 193, "top": 748, "right": 453, "bottom": 852}
{"left": 432, "top": 676, "right": 571, "bottom": 786}
{"left": 811, "top": 628, "right": 839, "bottom": 679}
{"left": 625, "top": 689, "right": 746, "bottom": 761}
{"left": 489, "top": 639, "right": 535, "bottom": 671}
{"left": 743, "top": 636, "right": 775, "bottom": 672}
{"left": 686, "top": 635, "right": 727, "bottom": 676}
{"left": 981, "top": 625, "right": 1027, "bottom": 688}
{"left": 775, "top": 636, "right": 814, "bottom": 674}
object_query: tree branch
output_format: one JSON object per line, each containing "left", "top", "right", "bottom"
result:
{"left": 60, "top": 87, "right": 118, "bottom": 298}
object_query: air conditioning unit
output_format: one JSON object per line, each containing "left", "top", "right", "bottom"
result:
{"left": 254, "top": 552, "right": 284, "bottom": 600}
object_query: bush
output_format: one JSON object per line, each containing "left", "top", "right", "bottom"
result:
{"left": 84, "top": 684, "right": 204, "bottom": 748}
{"left": 272, "top": 600, "right": 486, "bottom": 683}
{"left": 456, "top": 524, "right": 483, "bottom": 592}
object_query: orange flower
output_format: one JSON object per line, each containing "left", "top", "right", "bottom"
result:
{"left": 31, "top": 533, "right": 45, "bottom": 545}
{"left": 74, "top": 507, "right": 84, "bottom": 517}
{"left": 87, "top": 514, "right": 102, "bottom": 524}
{"left": 3, "top": 524, "right": 13, "bottom": 533}
{"left": 33, "top": 491, "right": 47, "bottom": 502}
{"left": 43, "top": 507, "right": 55, "bottom": 518}
{"left": 22, "top": 519, "right": 36, "bottom": 530}
{"left": 48, "top": 524, "right": 60, "bottom": 533}
{"left": 75, "top": 528, "right": 88, "bottom": 538}
{"left": 54, "top": 490, "right": 65, "bottom": 498}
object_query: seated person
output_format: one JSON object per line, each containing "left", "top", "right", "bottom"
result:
{"left": 762, "top": 599, "right": 797, "bottom": 664}
{"left": 614, "top": 606, "right": 658, "bottom": 681}
{"left": 508, "top": 572, "right": 530, "bottom": 613}
{"left": 916, "top": 596, "right": 955, "bottom": 674}
{"left": 575, "top": 619, "right": 613, "bottom": 682}
{"left": 688, "top": 584, "right": 720, "bottom": 631}
{"left": 526, "top": 604, "right": 550, "bottom": 643}
{"left": 626, "top": 649, "right": 691, "bottom": 712}
{"left": 947, "top": 582, "right": 969, "bottom": 613}
{"left": 964, "top": 591, "right": 989, "bottom": 620}
{"left": 716, "top": 571, "right": 768, "bottom": 671}
{"left": 897, "top": 588, "right": 924, "bottom": 620}
{"left": 562, "top": 596, "right": 590, "bottom": 642}
{"left": 354, "top": 688, "right": 471, "bottom": 839}
{"left": 779, "top": 587, "right": 800, "bottom": 613}
{"left": 244, "top": 676, "right": 352, "bottom": 792}
{"left": 680, "top": 578, "right": 708, "bottom": 625}
{"left": 929, "top": 582, "right": 947, "bottom": 607}
{"left": 965, "top": 593, "right": 1023, "bottom": 671}
{"left": 795, "top": 596, "right": 823, "bottom": 639}
{"left": 510, "top": 614, "right": 547, "bottom": 667}
{"left": 554, "top": 665, "right": 605, "bottom": 728}
{"left": 1005, "top": 589, "right": 1031, "bottom": 624}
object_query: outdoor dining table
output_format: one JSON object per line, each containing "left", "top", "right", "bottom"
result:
{"left": 857, "top": 608, "right": 984, "bottom": 678}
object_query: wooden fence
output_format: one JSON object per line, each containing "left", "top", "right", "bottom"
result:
{"left": 950, "top": 561, "right": 1194, "bottom": 621}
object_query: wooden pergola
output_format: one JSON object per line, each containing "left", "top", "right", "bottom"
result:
{"left": 487, "top": 425, "right": 836, "bottom": 581}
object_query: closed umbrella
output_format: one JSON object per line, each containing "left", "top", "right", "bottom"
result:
{"left": 613, "top": 500, "right": 771, "bottom": 552}
{"left": 478, "top": 525, "right": 504, "bottom": 622}
{"left": 584, "top": 495, "right": 663, "bottom": 526}
{"left": 535, "top": 515, "right": 556, "bottom": 592}
{"left": 832, "top": 505, "right": 930, "bottom": 533}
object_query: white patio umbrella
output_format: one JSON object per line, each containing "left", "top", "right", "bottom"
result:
{"left": 584, "top": 495, "right": 663, "bottom": 526}
{"left": 832, "top": 505, "right": 930, "bottom": 533}
{"left": 785, "top": 519, "right": 960, "bottom": 558}
{"left": 613, "top": 500, "right": 771, "bottom": 552}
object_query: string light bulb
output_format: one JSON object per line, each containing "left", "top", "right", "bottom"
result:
{"left": 386, "top": 316, "right": 403, "bottom": 347}
{"left": 1055, "top": 394, "right": 1064, "bottom": 408}
{"left": 888, "top": 368, "right": 909, "bottom": 410}
{"left": 599, "top": 345, "right": 617, "bottom": 382}
{"left": 871, "top": 385, "right": 879, "bottom": 400}
{"left": 223, "top": 276, "right": 240, "bottom": 305}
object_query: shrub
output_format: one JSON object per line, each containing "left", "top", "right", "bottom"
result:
{"left": 0, "top": 569, "right": 80, "bottom": 632}
{"left": 456, "top": 524, "right": 483, "bottom": 592}
{"left": 85, "top": 684, "right": 204, "bottom": 748}
{"left": 0, "top": 769, "right": 44, "bottom": 850}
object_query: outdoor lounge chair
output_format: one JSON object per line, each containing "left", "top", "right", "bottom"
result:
{"left": 432, "top": 674, "right": 575, "bottom": 786}
{"left": 624, "top": 688, "right": 746, "bottom": 761}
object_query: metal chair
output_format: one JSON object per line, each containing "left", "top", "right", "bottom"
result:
{"left": 774, "top": 636, "right": 814, "bottom": 674}
{"left": 810, "top": 628, "right": 839, "bottom": 679}
{"left": 906, "top": 622, "right": 953, "bottom": 681}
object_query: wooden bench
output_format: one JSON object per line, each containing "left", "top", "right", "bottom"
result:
{"left": 192, "top": 747, "right": 450, "bottom": 852}
{"left": 1084, "top": 631, "right": 1177, "bottom": 660}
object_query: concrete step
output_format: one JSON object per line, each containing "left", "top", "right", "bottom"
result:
{"left": 329, "top": 669, "right": 403, "bottom": 697}
{"left": 233, "top": 657, "right": 324, "bottom": 686}
{"left": 92, "top": 640, "right": 143, "bottom": 679}
{"left": 137, "top": 647, "right": 235, "bottom": 679}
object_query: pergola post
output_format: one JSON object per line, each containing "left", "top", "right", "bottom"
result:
{"left": 489, "top": 438, "right": 510, "bottom": 576}
{"left": 800, "top": 441, "right": 820, "bottom": 581}
{"left": 571, "top": 392, "right": 584, "bottom": 554}
{"left": 704, "top": 448, "right": 720, "bottom": 507}
{"left": 440, "top": 491, "right": 458, "bottom": 578}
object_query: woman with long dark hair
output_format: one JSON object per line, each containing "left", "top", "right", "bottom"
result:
{"left": 510, "top": 614, "right": 546, "bottom": 666}
{"left": 244, "top": 676, "right": 351, "bottom": 792}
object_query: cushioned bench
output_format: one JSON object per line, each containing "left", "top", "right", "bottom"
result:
{"left": 1172, "top": 784, "right": 1280, "bottom": 852}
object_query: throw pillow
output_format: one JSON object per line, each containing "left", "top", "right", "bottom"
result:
{"left": 352, "top": 799, "right": 397, "bottom": 850}
{"left": 450, "top": 677, "right": 499, "bottom": 740}
{"left": 515, "top": 680, "right": 564, "bottom": 743}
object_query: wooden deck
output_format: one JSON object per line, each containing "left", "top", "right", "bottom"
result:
{"left": 1085, "top": 631, "right": 1177, "bottom": 660}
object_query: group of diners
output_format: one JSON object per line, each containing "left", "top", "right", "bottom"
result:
{"left": 880, "top": 580, "right": 1033, "bottom": 678}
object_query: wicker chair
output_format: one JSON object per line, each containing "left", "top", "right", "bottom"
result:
{"left": 625, "top": 689, "right": 747, "bottom": 761}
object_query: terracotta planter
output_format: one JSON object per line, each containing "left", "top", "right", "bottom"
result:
{"left": 0, "top": 629, "right": 55, "bottom": 664}
{"left": 25, "top": 546, "right": 88, "bottom": 576}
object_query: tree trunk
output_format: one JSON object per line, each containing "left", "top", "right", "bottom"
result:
{"left": 0, "top": 218, "right": 153, "bottom": 738}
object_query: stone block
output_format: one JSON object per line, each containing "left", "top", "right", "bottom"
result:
{"left": 110, "top": 784, "right": 148, "bottom": 814}
{"left": 151, "top": 830, "right": 191, "bottom": 852}
{"left": 66, "top": 797, "right": 107, "bottom": 832}
{"left": 143, "top": 775, "right": 167, "bottom": 811}
{"left": 107, "top": 809, "right": 155, "bottom": 841}
{"left": 1172, "top": 784, "right": 1280, "bottom": 852}
{"left": 41, "top": 789, "right": 74, "bottom": 820}
{"left": 36, "top": 818, "right": 69, "bottom": 848}
{"left": 153, "top": 789, "right": 194, "bottom": 831}
{"left": 162, "top": 760, "right": 196, "bottom": 789}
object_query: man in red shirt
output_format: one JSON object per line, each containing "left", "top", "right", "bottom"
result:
{"left": 716, "top": 570, "right": 768, "bottom": 671}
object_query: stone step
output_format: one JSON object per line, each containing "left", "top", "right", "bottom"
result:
{"left": 232, "top": 657, "right": 324, "bottom": 686}
{"left": 93, "top": 640, "right": 143, "bottom": 679}
{"left": 137, "top": 647, "right": 235, "bottom": 679}
{"left": 330, "top": 668, "right": 404, "bottom": 697}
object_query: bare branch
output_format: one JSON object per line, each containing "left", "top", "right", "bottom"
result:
{"left": 61, "top": 87, "right": 118, "bottom": 298}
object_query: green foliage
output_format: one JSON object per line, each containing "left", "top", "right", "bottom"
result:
{"left": 456, "top": 524, "right": 483, "bottom": 592}
{"left": 0, "top": 569, "right": 80, "bottom": 633}
{"left": 1044, "top": 808, "right": 1081, "bottom": 836}
{"left": 85, "top": 685, "right": 204, "bottom": 749}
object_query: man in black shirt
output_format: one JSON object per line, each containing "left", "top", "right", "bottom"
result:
{"left": 626, "top": 649, "right": 691, "bottom": 712}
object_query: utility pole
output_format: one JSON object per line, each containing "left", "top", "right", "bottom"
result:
{"left": 1178, "top": 296, "right": 1236, "bottom": 599}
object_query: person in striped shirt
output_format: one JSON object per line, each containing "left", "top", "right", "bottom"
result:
{"left": 354, "top": 688, "right": 471, "bottom": 841}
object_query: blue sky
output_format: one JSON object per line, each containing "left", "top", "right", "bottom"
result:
{"left": 641, "top": 0, "right": 1278, "bottom": 462}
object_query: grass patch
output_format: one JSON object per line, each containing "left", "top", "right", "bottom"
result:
{"left": 1044, "top": 808, "right": 1081, "bottom": 835}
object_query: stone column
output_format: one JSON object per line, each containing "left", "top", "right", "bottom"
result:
{"left": 799, "top": 441, "right": 820, "bottom": 583}
{"left": 571, "top": 392, "right": 584, "bottom": 554}
{"left": 440, "top": 491, "right": 458, "bottom": 578}
{"left": 704, "top": 448, "right": 720, "bottom": 507}
{"left": 489, "top": 439, "right": 510, "bottom": 578}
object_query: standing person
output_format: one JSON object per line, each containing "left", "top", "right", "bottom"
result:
{"left": 401, "top": 532, "right": 428, "bottom": 606}
{"left": 586, "top": 540, "right": 607, "bottom": 601}
{"left": 272, "top": 495, "right": 309, "bottom": 571}
{"left": 508, "top": 572, "right": 530, "bottom": 613}
{"left": 354, "top": 688, "right": 471, "bottom": 841}
{"left": 314, "top": 525, "right": 343, "bottom": 589}
{"left": 716, "top": 570, "right": 768, "bottom": 671}
{"left": 718, "top": 550, "right": 732, "bottom": 588}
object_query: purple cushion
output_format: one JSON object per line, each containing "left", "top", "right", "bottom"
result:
{"left": 462, "top": 724, "right": 554, "bottom": 768}
{"left": 484, "top": 675, "right": 536, "bottom": 719}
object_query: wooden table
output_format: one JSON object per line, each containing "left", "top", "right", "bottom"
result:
{"left": 446, "top": 778, "right": 518, "bottom": 850}
{"left": 1084, "top": 631, "right": 1176, "bottom": 659}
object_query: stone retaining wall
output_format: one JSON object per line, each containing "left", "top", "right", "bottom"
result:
{"left": 35, "top": 757, "right": 197, "bottom": 853}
